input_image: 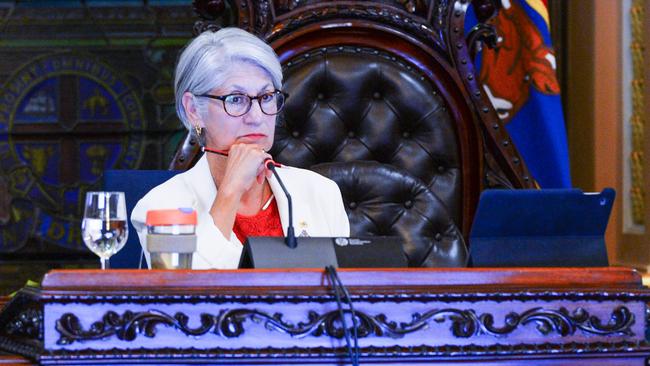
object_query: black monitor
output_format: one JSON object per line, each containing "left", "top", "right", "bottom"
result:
{"left": 239, "top": 236, "right": 408, "bottom": 269}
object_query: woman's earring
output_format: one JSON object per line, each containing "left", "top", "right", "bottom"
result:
{"left": 194, "top": 125, "right": 202, "bottom": 137}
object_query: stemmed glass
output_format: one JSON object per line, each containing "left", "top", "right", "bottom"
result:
{"left": 81, "top": 191, "right": 128, "bottom": 269}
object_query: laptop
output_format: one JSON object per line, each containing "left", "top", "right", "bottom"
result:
{"left": 469, "top": 188, "right": 614, "bottom": 267}
{"left": 239, "top": 236, "right": 408, "bottom": 269}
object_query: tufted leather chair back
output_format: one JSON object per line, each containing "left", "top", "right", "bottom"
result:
{"left": 275, "top": 47, "right": 461, "bottom": 224}
{"left": 311, "top": 161, "right": 467, "bottom": 267}
{"left": 173, "top": 1, "right": 536, "bottom": 265}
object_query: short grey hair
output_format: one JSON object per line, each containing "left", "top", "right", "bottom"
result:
{"left": 174, "top": 28, "right": 283, "bottom": 131}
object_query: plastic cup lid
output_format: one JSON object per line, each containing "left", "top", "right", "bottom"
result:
{"left": 146, "top": 208, "right": 197, "bottom": 226}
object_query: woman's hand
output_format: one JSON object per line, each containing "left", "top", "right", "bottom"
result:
{"left": 208, "top": 144, "right": 272, "bottom": 239}
{"left": 218, "top": 144, "right": 271, "bottom": 199}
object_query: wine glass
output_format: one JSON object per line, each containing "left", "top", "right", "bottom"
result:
{"left": 81, "top": 191, "right": 128, "bottom": 269}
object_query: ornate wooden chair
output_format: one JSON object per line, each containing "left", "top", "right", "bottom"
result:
{"left": 170, "top": 0, "right": 535, "bottom": 267}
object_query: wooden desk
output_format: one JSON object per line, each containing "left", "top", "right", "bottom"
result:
{"left": 1, "top": 268, "right": 649, "bottom": 365}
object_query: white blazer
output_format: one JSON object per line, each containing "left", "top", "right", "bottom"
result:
{"left": 131, "top": 155, "right": 350, "bottom": 269}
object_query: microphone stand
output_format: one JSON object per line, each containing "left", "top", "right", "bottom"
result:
{"left": 265, "top": 160, "right": 298, "bottom": 249}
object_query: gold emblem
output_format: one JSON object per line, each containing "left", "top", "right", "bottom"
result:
{"left": 82, "top": 88, "right": 110, "bottom": 116}
{"left": 86, "top": 145, "right": 109, "bottom": 176}
{"left": 22, "top": 146, "right": 54, "bottom": 177}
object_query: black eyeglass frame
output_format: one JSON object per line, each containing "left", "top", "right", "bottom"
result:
{"left": 196, "top": 90, "right": 289, "bottom": 117}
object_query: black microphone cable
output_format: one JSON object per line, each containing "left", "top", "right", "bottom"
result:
{"left": 335, "top": 270, "right": 360, "bottom": 364}
{"left": 326, "top": 265, "right": 360, "bottom": 365}
{"left": 326, "top": 266, "right": 356, "bottom": 365}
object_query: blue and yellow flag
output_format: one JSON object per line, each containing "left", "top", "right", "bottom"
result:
{"left": 468, "top": 0, "right": 571, "bottom": 188}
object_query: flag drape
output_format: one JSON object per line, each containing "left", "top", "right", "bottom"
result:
{"left": 467, "top": 0, "right": 571, "bottom": 188}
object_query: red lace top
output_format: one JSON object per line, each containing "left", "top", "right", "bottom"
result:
{"left": 232, "top": 196, "right": 284, "bottom": 244}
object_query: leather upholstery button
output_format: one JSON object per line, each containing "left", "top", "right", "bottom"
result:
{"left": 404, "top": 200, "right": 413, "bottom": 208}
{"left": 373, "top": 92, "right": 382, "bottom": 99}
{"left": 317, "top": 93, "right": 325, "bottom": 100}
{"left": 434, "top": 233, "right": 442, "bottom": 241}
{"left": 437, "top": 165, "right": 445, "bottom": 173}
{"left": 292, "top": 131, "right": 300, "bottom": 138}
{"left": 402, "top": 131, "right": 410, "bottom": 138}
{"left": 349, "top": 201, "right": 357, "bottom": 209}
{"left": 348, "top": 131, "right": 355, "bottom": 138}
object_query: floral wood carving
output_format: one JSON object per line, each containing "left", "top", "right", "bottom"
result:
{"left": 5, "top": 308, "right": 43, "bottom": 340}
{"left": 55, "top": 306, "right": 634, "bottom": 345}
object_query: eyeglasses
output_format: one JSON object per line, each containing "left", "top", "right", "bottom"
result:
{"left": 196, "top": 90, "right": 288, "bottom": 117}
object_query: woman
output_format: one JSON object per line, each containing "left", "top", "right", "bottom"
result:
{"left": 131, "top": 28, "right": 350, "bottom": 269}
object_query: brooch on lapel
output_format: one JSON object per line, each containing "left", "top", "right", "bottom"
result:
{"left": 298, "top": 220, "right": 310, "bottom": 237}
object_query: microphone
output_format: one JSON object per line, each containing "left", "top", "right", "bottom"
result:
{"left": 264, "top": 158, "right": 298, "bottom": 249}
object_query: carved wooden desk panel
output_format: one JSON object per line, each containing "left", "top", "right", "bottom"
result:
{"left": 1, "top": 268, "right": 649, "bottom": 365}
